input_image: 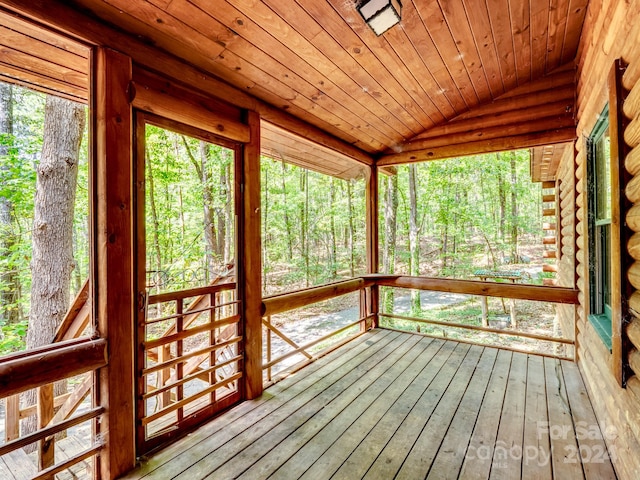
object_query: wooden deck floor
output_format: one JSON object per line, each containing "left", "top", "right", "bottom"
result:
{"left": 123, "top": 329, "right": 617, "bottom": 480}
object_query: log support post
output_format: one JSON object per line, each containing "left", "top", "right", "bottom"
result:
{"left": 241, "top": 110, "right": 263, "bottom": 399}
{"left": 93, "top": 47, "right": 136, "bottom": 479}
{"left": 366, "top": 165, "right": 379, "bottom": 328}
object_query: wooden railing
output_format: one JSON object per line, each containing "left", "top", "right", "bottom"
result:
{"left": 373, "top": 274, "right": 578, "bottom": 359}
{"left": 0, "top": 337, "right": 106, "bottom": 479}
{"left": 261, "top": 278, "right": 376, "bottom": 384}
{"left": 139, "top": 282, "right": 241, "bottom": 451}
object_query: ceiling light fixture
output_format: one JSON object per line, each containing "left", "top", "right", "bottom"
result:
{"left": 357, "top": 0, "right": 402, "bottom": 36}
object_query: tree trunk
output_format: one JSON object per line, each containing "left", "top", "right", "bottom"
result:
{"left": 497, "top": 153, "right": 506, "bottom": 242}
{"left": 281, "top": 161, "right": 293, "bottom": 259}
{"left": 146, "top": 150, "right": 162, "bottom": 289}
{"left": 329, "top": 178, "right": 337, "bottom": 278}
{"left": 24, "top": 95, "right": 85, "bottom": 437}
{"left": 382, "top": 174, "right": 398, "bottom": 313}
{"left": 510, "top": 151, "right": 518, "bottom": 260}
{"left": 347, "top": 181, "right": 355, "bottom": 277}
{"left": 0, "top": 83, "right": 20, "bottom": 325}
{"left": 408, "top": 165, "right": 421, "bottom": 315}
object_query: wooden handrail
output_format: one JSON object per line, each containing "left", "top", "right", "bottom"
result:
{"left": 0, "top": 339, "right": 107, "bottom": 398}
{"left": 148, "top": 281, "right": 236, "bottom": 304}
{"left": 368, "top": 274, "right": 579, "bottom": 304}
{"left": 262, "top": 278, "right": 367, "bottom": 316}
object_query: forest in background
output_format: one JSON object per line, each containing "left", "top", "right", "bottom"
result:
{"left": 0, "top": 81, "right": 546, "bottom": 356}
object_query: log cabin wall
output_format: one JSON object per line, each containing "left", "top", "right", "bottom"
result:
{"left": 574, "top": 1, "right": 640, "bottom": 478}
{"left": 555, "top": 146, "right": 576, "bottom": 345}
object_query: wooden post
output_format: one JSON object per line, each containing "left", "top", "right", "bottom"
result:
{"left": 240, "top": 110, "right": 262, "bottom": 399}
{"left": 510, "top": 298, "right": 517, "bottom": 328}
{"left": 481, "top": 296, "right": 489, "bottom": 327}
{"left": 38, "top": 383, "right": 55, "bottom": 472}
{"left": 93, "top": 47, "right": 136, "bottom": 479}
{"left": 5, "top": 395, "right": 20, "bottom": 442}
{"left": 366, "top": 164, "right": 379, "bottom": 328}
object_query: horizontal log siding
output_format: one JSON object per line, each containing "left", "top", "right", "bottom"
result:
{"left": 574, "top": 2, "right": 640, "bottom": 478}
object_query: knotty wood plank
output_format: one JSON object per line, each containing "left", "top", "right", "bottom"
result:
{"left": 361, "top": 342, "right": 473, "bottom": 479}
{"left": 298, "top": 340, "right": 455, "bottom": 480}
{"left": 235, "top": 336, "right": 438, "bottom": 479}
{"left": 522, "top": 355, "right": 553, "bottom": 480}
{"left": 395, "top": 345, "right": 486, "bottom": 479}
{"left": 280, "top": 0, "right": 430, "bottom": 134}
{"left": 561, "top": 360, "right": 617, "bottom": 479}
{"left": 531, "top": 0, "right": 551, "bottom": 81}
{"left": 544, "top": 356, "right": 584, "bottom": 480}
{"left": 123, "top": 330, "right": 390, "bottom": 478}
{"left": 130, "top": 330, "right": 407, "bottom": 479}
{"left": 458, "top": 349, "right": 513, "bottom": 479}
{"left": 485, "top": 0, "right": 518, "bottom": 91}
{"left": 424, "top": 347, "right": 499, "bottom": 479}
{"left": 413, "top": 0, "right": 479, "bottom": 108}
{"left": 177, "top": 333, "right": 422, "bottom": 479}
{"left": 488, "top": 351, "right": 528, "bottom": 479}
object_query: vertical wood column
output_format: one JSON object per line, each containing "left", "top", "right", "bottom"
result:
{"left": 366, "top": 165, "right": 379, "bottom": 328}
{"left": 241, "top": 111, "right": 263, "bottom": 399}
{"left": 93, "top": 47, "right": 136, "bottom": 479}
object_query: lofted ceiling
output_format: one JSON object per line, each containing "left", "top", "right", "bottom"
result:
{"left": 62, "top": 0, "right": 586, "bottom": 158}
{"left": 0, "top": 0, "right": 586, "bottom": 181}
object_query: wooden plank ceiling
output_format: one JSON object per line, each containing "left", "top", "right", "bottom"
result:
{"left": 0, "top": 0, "right": 586, "bottom": 177}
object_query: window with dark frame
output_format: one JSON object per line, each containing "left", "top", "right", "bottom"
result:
{"left": 587, "top": 106, "right": 612, "bottom": 350}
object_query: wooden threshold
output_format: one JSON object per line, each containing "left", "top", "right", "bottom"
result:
{"left": 122, "top": 329, "right": 616, "bottom": 480}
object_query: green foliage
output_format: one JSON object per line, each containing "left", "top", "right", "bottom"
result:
{"left": 379, "top": 151, "right": 542, "bottom": 279}
{"left": 0, "top": 320, "right": 28, "bottom": 355}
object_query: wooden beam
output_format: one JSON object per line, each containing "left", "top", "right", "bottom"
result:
{"left": 241, "top": 110, "right": 262, "bottom": 400}
{"left": 132, "top": 72, "right": 250, "bottom": 144}
{"left": 370, "top": 275, "right": 579, "bottom": 304}
{"left": 0, "top": 339, "right": 107, "bottom": 398}
{"left": 377, "top": 129, "right": 577, "bottom": 165}
{"left": 93, "top": 47, "right": 136, "bottom": 480}
{"left": 400, "top": 116, "right": 575, "bottom": 152}
{"left": 262, "top": 278, "right": 366, "bottom": 317}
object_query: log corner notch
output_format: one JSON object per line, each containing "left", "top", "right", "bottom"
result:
{"left": 377, "top": 64, "right": 577, "bottom": 166}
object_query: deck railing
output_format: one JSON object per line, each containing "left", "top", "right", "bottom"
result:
{"left": 261, "top": 278, "right": 376, "bottom": 384}
{"left": 373, "top": 274, "right": 577, "bottom": 359}
{"left": 139, "top": 282, "right": 241, "bottom": 451}
{"left": 0, "top": 337, "right": 107, "bottom": 479}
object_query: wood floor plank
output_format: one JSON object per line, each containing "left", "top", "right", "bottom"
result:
{"left": 235, "top": 336, "right": 438, "bottom": 479}
{"left": 361, "top": 342, "right": 473, "bottom": 480}
{"left": 129, "top": 329, "right": 389, "bottom": 476}
{"left": 394, "top": 345, "right": 487, "bottom": 479}
{"left": 308, "top": 340, "right": 459, "bottom": 480}
{"left": 126, "top": 329, "right": 394, "bottom": 478}
{"left": 458, "top": 349, "right": 513, "bottom": 480}
{"left": 561, "top": 360, "right": 617, "bottom": 479}
{"left": 266, "top": 337, "right": 446, "bottom": 479}
{"left": 544, "top": 356, "right": 584, "bottom": 480}
{"left": 522, "top": 355, "right": 553, "bottom": 480}
{"left": 175, "top": 332, "right": 421, "bottom": 479}
{"left": 489, "top": 351, "right": 529, "bottom": 480}
{"left": 124, "top": 332, "right": 612, "bottom": 480}
{"left": 425, "top": 347, "right": 499, "bottom": 479}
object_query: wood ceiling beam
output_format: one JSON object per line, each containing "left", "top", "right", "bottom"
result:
{"left": 0, "top": 0, "right": 374, "bottom": 167}
{"left": 378, "top": 128, "right": 576, "bottom": 166}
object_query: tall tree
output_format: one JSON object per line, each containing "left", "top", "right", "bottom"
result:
{"left": 24, "top": 95, "right": 85, "bottom": 434}
{"left": 408, "top": 164, "right": 421, "bottom": 315}
{"left": 382, "top": 174, "right": 398, "bottom": 312}
{"left": 0, "top": 83, "right": 20, "bottom": 325}
{"left": 509, "top": 151, "right": 519, "bottom": 260}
